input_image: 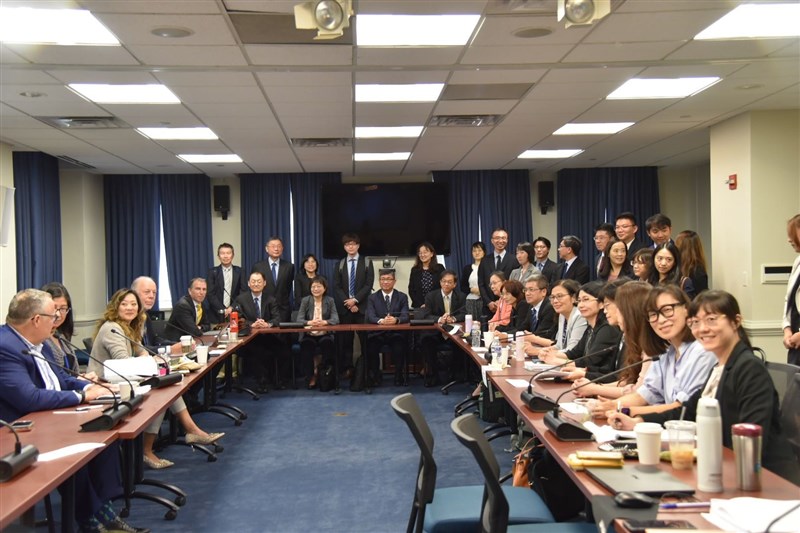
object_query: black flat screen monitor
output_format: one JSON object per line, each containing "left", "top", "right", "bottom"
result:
{"left": 321, "top": 183, "right": 451, "bottom": 258}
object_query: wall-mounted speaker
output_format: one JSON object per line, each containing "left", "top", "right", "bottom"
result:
{"left": 213, "top": 185, "right": 230, "bottom": 220}
{"left": 538, "top": 181, "right": 554, "bottom": 215}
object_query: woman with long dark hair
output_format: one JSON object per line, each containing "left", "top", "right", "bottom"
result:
{"left": 649, "top": 242, "right": 696, "bottom": 298}
{"left": 782, "top": 214, "right": 800, "bottom": 365}
{"left": 41, "top": 282, "right": 79, "bottom": 372}
{"left": 675, "top": 230, "right": 709, "bottom": 293}
{"left": 408, "top": 241, "right": 444, "bottom": 308}
{"left": 461, "top": 241, "right": 486, "bottom": 321}
{"left": 598, "top": 237, "right": 632, "bottom": 282}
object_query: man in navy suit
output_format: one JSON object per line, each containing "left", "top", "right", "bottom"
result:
{"left": 206, "top": 242, "right": 244, "bottom": 323}
{"left": 558, "top": 235, "right": 590, "bottom": 284}
{"left": 364, "top": 269, "right": 409, "bottom": 388}
{"left": 478, "top": 228, "right": 520, "bottom": 318}
{"left": 250, "top": 237, "right": 294, "bottom": 322}
{"left": 645, "top": 213, "right": 673, "bottom": 248}
{"left": 164, "top": 277, "right": 211, "bottom": 341}
{"left": 418, "top": 269, "right": 466, "bottom": 386}
{"left": 0, "top": 289, "right": 149, "bottom": 533}
{"left": 521, "top": 276, "right": 558, "bottom": 341}
{"left": 532, "top": 236, "right": 559, "bottom": 287}
{"left": 592, "top": 223, "right": 615, "bottom": 280}
{"left": 615, "top": 212, "right": 646, "bottom": 256}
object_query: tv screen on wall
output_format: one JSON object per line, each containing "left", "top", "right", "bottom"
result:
{"left": 320, "top": 182, "right": 451, "bottom": 258}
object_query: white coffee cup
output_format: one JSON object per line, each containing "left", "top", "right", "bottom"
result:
{"left": 634, "top": 422, "right": 663, "bottom": 466}
{"left": 180, "top": 335, "right": 192, "bottom": 354}
{"left": 483, "top": 331, "right": 494, "bottom": 348}
{"left": 196, "top": 345, "right": 209, "bottom": 365}
{"left": 118, "top": 382, "right": 132, "bottom": 401}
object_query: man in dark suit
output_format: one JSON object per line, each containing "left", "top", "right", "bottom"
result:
{"left": 165, "top": 277, "right": 212, "bottom": 341}
{"left": 558, "top": 235, "right": 590, "bottom": 284}
{"left": 0, "top": 289, "right": 149, "bottom": 533}
{"left": 615, "top": 212, "right": 646, "bottom": 256}
{"left": 206, "top": 242, "right": 244, "bottom": 323}
{"left": 478, "top": 228, "right": 520, "bottom": 318}
{"left": 234, "top": 271, "right": 284, "bottom": 391}
{"left": 417, "top": 269, "right": 466, "bottom": 386}
{"left": 592, "top": 223, "right": 615, "bottom": 281}
{"left": 132, "top": 276, "right": 181, "bottom": 354}
{"left": 532, "top": 236, "right": 559, "bottom": 287}
{"left": 645, "top": 213, "right": 673, "bottom": 249}
{"left": 521, "top": 275, "right": 558, "bottom": 341}
{"left": 364, "top": 269, "right": 409, "bottom": 388}
{"left": 250, "top": 237, "right": 294, "bottom": 322}
{"left": 333, "top": 233, "right": 374, "bottom": 378}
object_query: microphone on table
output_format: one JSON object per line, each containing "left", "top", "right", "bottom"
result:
{"left": 109, "top": 330, "right": 182, "bottom": 388}
{"left": 543, "top": 354, "right": 661, "bottom": 441}
{"left": 0, "top": 419, "right": 39, "bottom": 482}
{"left": 163, "top": 322, "right": 207, "bottom": 346}
{"left": 520, "top": 345, "right": 615, "bottom": 412}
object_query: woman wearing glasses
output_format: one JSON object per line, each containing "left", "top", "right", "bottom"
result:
{"left": 41, "top": 282, "right": 79, "bottom": 373}
{"left": 525, "top": 279, "right": 587, "bottom": 356}
{"left": 649, "top": 242, "right": 696, "bottom": 298}
{"left": 591, "top": 285, "right": 716, "bottom": 417}
{"left": 630, "top": 248, "right": 653, "bottom": 283}
{"left": 609, "top": 290, "right": 800, "bottom": 484}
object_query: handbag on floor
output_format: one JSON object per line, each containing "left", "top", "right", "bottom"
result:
{"left": 528, "top": 448, "right": 586, "bottom": 521}
{"left": 512, "top": 437, "right": 540, "bottom": 488}
{"left": 318, "top": 364, "right": 335, "bottom": 392}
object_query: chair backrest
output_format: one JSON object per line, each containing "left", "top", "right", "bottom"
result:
{"left": 82, "top": 337, "right": 94, "bottom": 352}
{"left": 390, "top": 393, "right": 437, "bottom": 504}
{"left": 766, "top": 361, "right": 800, "bottom": 409}
{"left": 451, "top": 414, "right": 508, "bottom": 533}
{"left": 780, "top": 373, "right": 800, "bottom": 463}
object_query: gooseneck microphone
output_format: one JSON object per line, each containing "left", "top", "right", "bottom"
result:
{"left": 109, "top": 328, "right": 158, "bottom": 356}
{"left": 0, "top": 419, "right": 39, "bottom": 482}
{"left": 161, "top": 322, "right": 206, "bottom": 346}
{"left": 107, "top": 330, "right": 182, "bottom": 388}
{"left": 520, "top": 345, "right": 615, "bottom": 412}
{"left": 543, "top": 354, "right": 661, "bottom": 441}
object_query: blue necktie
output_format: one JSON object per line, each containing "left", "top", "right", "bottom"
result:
{"left": 271, "top": 262, "right": 278, "bottom": 284}
{"left": 530, "top": 307, "right": 538, "bottom": 331}
{"left": 254, "top": 297, "right": 261, "bottom": 318}
{"left": 385, "top": 294, "right": 390, "bottom": 310}
{"left": 537, "top": 262, "right": 543, "bottom": 271}
{"left": 349, "top": 259, "right": 356, "bottom": 297}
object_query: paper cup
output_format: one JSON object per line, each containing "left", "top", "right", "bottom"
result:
{"left": 180, "top": 335, "right": 192, "bottom": 354}
{"left": 196, "top": 345, "right": 209, "bottom": 365}
{"left": 634, "top": 422, "right": 663, "bottom": 466}
{"left": 483, "top": 331, "right": 494, "bottom": 348}
{"left": 118, "top": 382, "right": 132, "bottom": 401}
{"left": 665, "top": 420, "right": 696, "bottom": 470}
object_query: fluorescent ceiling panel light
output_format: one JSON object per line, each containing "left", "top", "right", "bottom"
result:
{"left": 518, "top": 149, "right": 583, "bottom": 159}
{"left": 357, "top": 15, "right": 481, "bottom": 46}
{"left": 354, "top": 152, "right": 411, "bottom": 162}
{"left": 355, "top": 84, "right": 444, "bottom": 103}
{"left": 553, "top": 122, "right": 634, "bottom": 135}
{"left": 138, "top": 127, "right": 218, "bottom": 140}
{"left": 695, "top": 3, "right": 800, "bottom": 40}
{"left": 355, "top": 126, "right": 423, "bottom": 138}
{"left": 178, "top": 154, "right": 242, "bottom": 163}
{"left": 606, "top": 77, "right": 720, "bottom": 99}
{"left": 69, "top": 84, "right": 181, "bottom": 104}
{"left": 0, "top": 7, "right": 119, "bottom": 45}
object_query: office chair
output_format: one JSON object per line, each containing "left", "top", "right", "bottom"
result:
{"left": 390, "top": 393, "right": 554, "bottom": 533}
{"left": 450, "top": 413, "right": 599, "bottom": 533}
{"left": 780, "top": 373, "right": 800, "bottom": 463}
{"left": 765, "top": 360, "right": 800, "bottom": 409}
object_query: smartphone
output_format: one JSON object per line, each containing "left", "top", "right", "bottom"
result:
{"left": 10, "top": 420, "right": 34, "bottom": 432}
{"left": 621, "top": 519, "right": 696, "bottom": 532}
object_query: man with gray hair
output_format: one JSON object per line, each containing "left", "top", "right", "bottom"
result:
{"left": 131, "top": 276, "right": 181, "bottom": 354}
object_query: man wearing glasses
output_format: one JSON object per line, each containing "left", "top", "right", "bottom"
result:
{"left": 521, "top": 275, "right": 557, "bottom": 341}
{"left": 614, "top": 212, "right": 645, "bottom": 255}
{"left": 363, "top": 269, "right": 409, "bottom": 389}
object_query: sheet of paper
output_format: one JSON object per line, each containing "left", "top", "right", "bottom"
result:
{"left": 104, "top": 357, "right": 158, "bottom": 382}
{"left": 702, "top": 497, "right": 800, "bottom": 533}
{"left": 38, "top": 442, "right": 106, "bottom": 462}
{"left": 209, "top": 349, "right": 226, "bottom": 356}
{"left": 505, "top": 378, "right": 531, "bottom": 388}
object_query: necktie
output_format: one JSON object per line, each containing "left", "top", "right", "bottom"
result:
{"left": 561, "top": 320, "right": 568, "bottom": 348}
{"left": 271, "top": 262, "right": 278, "bottom": 284}
{"left": 537, "top": 262, "right": 543, "bottom": 271}
{"left": 254, "top": 297, "right": 261, "bottom": 318}
{"left": 385, "top": 294, "right": 391, "bottom": 309}
{"left": 530, "top": 307, "right": 538, "bottom": 331}
{"left": 223, "top": 268, "right": 232, "bottom": 307}
{"left": 349, "top": 259, "right": 356, "bottom": 297}
{"left": 561, "top": 262, "right": 569, "bottom": 279}
{"left": 495, "top": 255, "right": 501, "bottom": 270}
{"left": 444, "top": 294, "right": 451, "bottom": 314}
{"left": 196, "top": 303, "right": 203, "bottom": 325}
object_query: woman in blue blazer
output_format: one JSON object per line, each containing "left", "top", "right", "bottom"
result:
{"left": 297, "top": 276, "right": 339, "bottom": 389}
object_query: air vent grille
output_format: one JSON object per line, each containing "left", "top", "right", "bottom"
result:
{"left": 291, "top": 138, "right": 352, "bottom": 148}
{"left": 56, "top": 155, "right": 96, "bottom": 169}
{"left": 35, "top": 116, "right": 129, "bottom": 129}
{"left": 428, "top": 115, "right": 503, "bottom": 127}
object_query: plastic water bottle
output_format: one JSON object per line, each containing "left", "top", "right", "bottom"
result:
{"left": 490, "top": 336, "right": 501, "bottom": 365}
{"left": 515, "top": 332, "right": 525, "bottom": 361}
{"left": 464, "top": 314, "right": 473, "bottom": 334}
{"left": 156, "top": 347, "right": 168, "bottom": 376}
{"left": 471, "top": 323, "right": 481, "bottom": 348}
{"left": 696, "top": 397, "right": 723, "bottom": 492}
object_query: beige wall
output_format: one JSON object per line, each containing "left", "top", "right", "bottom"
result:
{"left": 530, "top": 171, "right": 558, "bottom": 260}
{"left": 0, "top": 142, "right": 16, "bottom": 309}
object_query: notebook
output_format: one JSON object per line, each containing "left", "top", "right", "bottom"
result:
{"left": 585, "top": 464, "right": 695, "bottom": 496}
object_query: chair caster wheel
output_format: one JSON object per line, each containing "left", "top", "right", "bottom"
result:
{"left": 165, "top": 510, "right": 177, "bottom": 520}
{"left": 207, "top": 455, "right": 217, "bottom": 462}
{"left": 120, "top": 508, "right": 130, "bottom": 518}
{"left": 235, "top": 420, "right": 243, "bottom": 426}
{"left": 175, "top": 495, "right": 187, "bottom": 506}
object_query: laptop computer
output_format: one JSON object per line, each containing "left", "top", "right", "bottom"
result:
{"left": 585, "top": 465, "right": 695, "bottom": 496}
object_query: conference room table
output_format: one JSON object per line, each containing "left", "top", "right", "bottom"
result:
{"left": 444, "top": 329, "right": 800, "bottom": 531}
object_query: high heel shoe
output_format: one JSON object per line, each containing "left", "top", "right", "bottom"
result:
{"left": 185, "top": 432, "right": 225, "bottom": 445}
{"left": 143, "top": 456, "right": 174, "bottom": 469}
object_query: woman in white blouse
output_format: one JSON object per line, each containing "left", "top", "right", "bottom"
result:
{"left": 461, "top": 241, "right": 486, "bottom": 322}
{"left": 526, "top": 279, "right": 587, "bottom": 357}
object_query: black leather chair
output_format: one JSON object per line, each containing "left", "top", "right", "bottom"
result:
{"left": 765, "top": 360, "right": 800, "bottom": 409}
{"left": 780, "top": 373, "right": 800, "bottom": 463}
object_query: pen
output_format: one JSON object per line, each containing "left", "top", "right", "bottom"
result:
{"left": 659, "top": 502, "right": 711, "bottom": 509}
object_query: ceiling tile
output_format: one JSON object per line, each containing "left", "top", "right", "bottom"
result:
{"left": 462, "top": 44, "right": 572, "bottom": 64}
{"left": 563, "top": 42, "right": 684, "bottom": 63}
{"left": 169, "top": 85, "right": 266, "bottom": 104}
{"left": 357, "top": 47, "right": 462, "bottom": 66}
{"left": 4, "top": 44, "right": 140, "bottom": 65}
{"left": 127, "top": 45, "right": 248, "bottom": 66}
{"left": 81, "top": 1, "right": 221, "bottom": 14}
{"left": 95, "top": 14, "right": 237, "bottom": 46}
{"left": 246, "top": 45, "right": 353, "bottom": 66}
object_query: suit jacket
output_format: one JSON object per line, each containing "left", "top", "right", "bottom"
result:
{"left": 206, "top": 264, "right": 244, "bottom": 322}
{"left": 165, "top": 295, "right": 211, "bottom": 341}
{"left": 296, "top": 295, "right": 339, "bottom": 340}
{"left": 523, "top": 298, "right": 558, "bottom": 340}
{"left": 408, "top": 263, "right": 445, "bottom": 308}
{"left": 251, "top": 258, "right": 295, "bottom": 322}
{"left": 559, "top": 257, "right": 590, "bottom": 284}
{"left": 234, "top": 291, "right": 280, "bottom": 329}
{"left": 564, "top": 314, "right": 622, "bottom": 375}
{"left": 537, "top": 259, "right": 560, "bottom": 288}
{"left": 419, "top": 289, "right": 466, "bottom": 323}
{"left": 294, "top": 272, "right": 315, "bottom": 309}
{"left": 495, "top": 301, "right": 530, "bottom": 335}
{"left": 0, "top": 324, "right": 84, "bottom": 421}
{"left": 333, "top": 255, "right": 375, "bottom": 313}
{"left": 365, "top": 290, "right": 409, "bottom": 337}
{"left": 627, "top": 237, "right": 646, "bottom": 256}
{"left": 478, "top": 252, "right": 520, "bottom": 305}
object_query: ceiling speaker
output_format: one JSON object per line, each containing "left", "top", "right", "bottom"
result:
{"left": 294, "top": 0, "right": 353, "bottom": 40}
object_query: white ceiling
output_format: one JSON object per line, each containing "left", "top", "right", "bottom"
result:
{"left": 0, "top": 0, "right": 798, "bottom": 178}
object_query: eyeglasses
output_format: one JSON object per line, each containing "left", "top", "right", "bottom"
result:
{"left": 524, "top": 287, "right": 543, "bottom": 293}
{"left": 379, "top": 277, "right": 395, "bottom": 282}
{"left": 630, "top": 260, "right": 646, "bottom": 266}
{"left": 55, "top": 306, "right": 71, "bottom": 315}
{"left": 687, "top": 315, "right": 722, "bottom": 330}
{"left": 577, "top": 297, "right": 598, "bottom": 304}
{"left": 549, "top": 292, "right": 569, "bottom": 301}
{"left": 647, "top": 302, "right": 683, "bottom": 322}
{"left": 35, "top": 312, "right": 59, "bottom": 322}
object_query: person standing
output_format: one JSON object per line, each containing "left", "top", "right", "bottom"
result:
{"left": 532, "top": 236, "right": 560, "bottom": 287}
{"left": 478, "top": 228, "right": 520, "bottom": 317}
{"left": 557, "top": 235, "right": 590, "bottom": 284}
{"left": 461, "top": 241, "right": 486, "bottom": 321}
{"left": 251, "top": 237, "right": 294, "bottom": 322}
{"left": 206, "top": 243, "right": 244, "bottom": 323}
{"left": 783, "top": 213, "right": 800, "bottom": 365}
{"left": 615, "top": 212, "right": 645, "bottom": 255}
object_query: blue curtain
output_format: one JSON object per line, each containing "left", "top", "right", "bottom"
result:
{"left": 556, "top": 169, "right": 610, "bottom": 268}
{"left": 433, "top": 171, "right": 481, "bottom": 272}
{"left": 13, "top": 152, "right": 63, "bottom": 290}
{"left": 478, "top": 169, "right": 533, "bottom": 248}
{"left": 104, "top": 175, "right": 160, "bottom": 299}
{"left": 605, "top": 167, "right": 660, "bottom": 244}
{"left": 159, "top": 174, "right": 214, "bottom": 304}
{"left": 290, "top": 172, "right": 340, "bottom": 281}
{"left": 239, "top": 174, "right": 292, "bottom": 275}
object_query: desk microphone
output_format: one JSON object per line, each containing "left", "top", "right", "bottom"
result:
{"left": 161, "top": 322, "right": 207, "bottom": 346}
{"left": 0, "top": 419, "right": 39, "bottom": 482}
{"left": 110, "top": 328, "right": 158, "bottom": 355}
{"left": 107, "top": 330, "right": 182, "bottom": 388}
{"left": 543, "top": 354, "right": 660, "bottom": 441}
{"left": 520, "top": 345, "right": 614, "bottom": 412}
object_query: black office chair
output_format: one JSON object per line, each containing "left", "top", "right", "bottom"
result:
{"left": 780, "top": 373, "right": 800, "bottom": 464}
{"left": 450, "top": 413, "right": 598, "bottom": 533}
{"left": 765, "top": 360, "right": 800, "bottom": 409}
{"left": 391, "top": 393, "right": 555, "bottom": 533}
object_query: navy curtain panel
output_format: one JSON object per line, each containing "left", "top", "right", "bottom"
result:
{"left": 290, "top": 172, "right": 340, "bottom": 281}
{"left": 605, "top": 167, "right": 660, "bottom": 244}
{"left": 13, "top": 152, "right": 62, "bottom": 290}
{"left": 239, "top": 174, "right": 292, "bottom": 276}
{"left": 103, "top": 175, "right": 160, "bottom": 300}
{"left": 478, "top": 169, "right": 533, "bottom": 248}
{"left": 159, "top": 174, "right": 214, "bottom": 305}
{"left": 432, "top": 171, "right": 481, "bottom": 272}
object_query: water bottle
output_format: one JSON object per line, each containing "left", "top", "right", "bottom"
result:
{"left": 696, "top": 397, "right": 723, "bottom": 492}
{"left": 490, "top": 336, "right": 501, "bottom": 365}
{"left": 515, "top": 332, "right": 525, "bottom": 361}
{"left": 732, "top": 423, "right": 762, "bottom": 491}
{"left": 156, "top": 347, "right": 168, "bottom": 376}
{"left": 471, "top": 323, "right": 481, "bottom": 348}
{"left": 464, "top": 314, "right": 473, "bottom": 334}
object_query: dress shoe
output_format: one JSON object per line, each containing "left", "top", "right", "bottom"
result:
{"left": 143, "top": 456, "right": 174, "bottom": 470}
{"left": 105, "top": 517, "right": 151, "bottom": 533}
{"left": 186, "top": 432, "right": 225, "bottom": 445}
{"left": 307, "top": 375, "right": 318, "bottom": 389}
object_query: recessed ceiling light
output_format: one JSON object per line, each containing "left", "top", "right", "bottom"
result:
{"left": 553, "top": 122, "right": 634, "bottom": 135}
{"left": 357, "top": 15, "right": 480, "bottom": 46}
{"left": 512, "top": 27, "right": 552, "bottom": 39}
{"left": 137, "top": 127, "right": 218, "bottom": 140}
{"left": 518, "top": 149, "right": 583, "bottom": 159}
{"left": 69, "top": 84, "right": 181, "bottom": 104}
{"left": 354, "top": 152, "right": 411, "bottom": 162}
{"left": 355, "top": 84, "right": 444, "bottom": 103}
{"left": 606, "top": 77, "right": 720, "bottom": 99}
{"left": 178, "top": 154, "right": 242, "bottom": 163}
{"left": 695, "top": 3, "right": 800, "bottom": 40}
{"left": 0, "top": 7, "right": 119, "bottom": 45}
{"left": 151, "top": 26, "right": 194, "bottom": 38}
{"left": 19, "top": 91, "right": 46, "bottom": 98}
{"left": 355, "top": 126, "right": 424, "bottom": 138}
{"left": 736, "top": 84, "right": 763, "bottom": 91}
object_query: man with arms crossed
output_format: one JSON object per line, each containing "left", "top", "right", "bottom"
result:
{"left": 206, "top": 243, "right": 244, "bottom": 323}
{"left": 363, "top": 269, "right": 409, "bottom": 389}
{"left": 478, "top": 228, "right": 520, "bottom": 316}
